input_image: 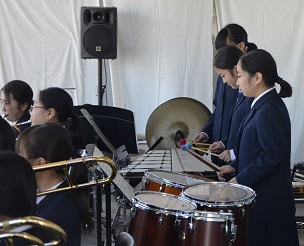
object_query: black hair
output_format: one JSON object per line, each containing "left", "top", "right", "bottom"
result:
{"left": 0, "top": 151, "right": 37, "bottom": 218}
{"left": 215, "top": 23, "right": 257, "bottom": 52}
{"left": 0, "top": 117, "right": 16, "bottom": 151}
{"left": 38, "top": 87, "right": 85, "bottom": 148}
{"left": 214, "top": 46, "right": 244, "bottom": 76}
{"left": 15, "top": 123, "right": 92, "bottom": 231}
{"left": 1, "top": 80, "right": 33, "bottom": 111}
{"left": 239, "top": 49, "right": 292, "bottom": 98}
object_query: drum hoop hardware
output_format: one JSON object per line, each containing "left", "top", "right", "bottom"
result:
{"left": 133, "top": 191, "right": 197, "bottom": 212}
{"left": 145, "top": 171, "right": 185, "bottom": 189}
{"left": 157, "top": 214, "right": 164, "bottom": 228}
{"left": 174, "top": 213, "right": 181, "bottom": 231}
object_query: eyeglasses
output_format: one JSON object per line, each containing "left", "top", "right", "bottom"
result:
{"left": 29, "top": 105, "right": 45, "bottom": 112}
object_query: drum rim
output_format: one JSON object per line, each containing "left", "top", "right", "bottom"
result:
{"left": 182, "top": 181, "right": 256, "bottom": 205}
{"left": 132, "top": 191, "right": 197, "bottom": 214}
{"left": 144, "top": 169, "right": 204, "bottom": 189}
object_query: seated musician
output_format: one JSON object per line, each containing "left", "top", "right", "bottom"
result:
{"left": 0, "top": 80, "right": 33, "bottom": 138}
{"left": 29, "top": 87, "right": 85, "bottom": 150}
{"left": 0, "top": 152, "right": 37, "bottom": 245}
{"left": 0, "top": 117, "right": 16, "bottom": 151}
{"left": 15, "top": 123, "right": 92, "bottom": 246}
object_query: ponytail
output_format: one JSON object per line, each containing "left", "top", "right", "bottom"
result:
{"left": 246, "top": 42, "right": 258, "bottom": 52}
{"left": 68, "top": 113, "right": 85, "bottom": 148}
{"left": 277, "top": 77, "right": 292, "bottom": 98}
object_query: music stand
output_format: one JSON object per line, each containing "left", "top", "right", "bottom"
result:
{"left": 73, "top": 104, "right": 139, "bottom": 155}
{"left": 74, "top": 105, "right": 138, "bottom": 246}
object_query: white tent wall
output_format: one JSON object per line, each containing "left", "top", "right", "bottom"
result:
{"left": 215, "top": 0, "right": 304, "bottom": 166}
{"left": 104, "top": 0, "right": 214, "bottom": 136}
{"left": 0, "top": 0, "right": 303, "bottom": 166}
{"left": 0, "top": 0, "right": 100, "bottom": 105}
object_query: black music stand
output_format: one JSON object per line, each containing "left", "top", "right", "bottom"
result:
{"left": 73, "top": 104, "right": 139, "bottom": 155}
{"left": 73, "top": 105, "right": 138, "bottom": 246}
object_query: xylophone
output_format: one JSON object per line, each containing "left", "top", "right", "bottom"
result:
{"left": 119, "top": 149, "right": 215, "bottom": 175}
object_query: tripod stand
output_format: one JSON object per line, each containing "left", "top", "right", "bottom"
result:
{"left": 112, "top": 190, "right": 130, "bottom": 233}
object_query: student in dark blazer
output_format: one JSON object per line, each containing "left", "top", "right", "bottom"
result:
{"left": 16, "top": 123, "right": 92, "bottom": 246}
{"left": 194, "top": 23, "right": 257, "bottom": 166}
{"left": 209, "top": 46, "right": 253, "bottom": 163}
{"left": 218, "top": 49, "right": 299, "bottom": 246}
{"left": 0, "top": 80, "right": 33, "bottom": 138}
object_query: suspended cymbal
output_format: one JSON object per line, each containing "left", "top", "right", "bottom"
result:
{"left": 145, "top": 97, "right": 211, "bottom": 150}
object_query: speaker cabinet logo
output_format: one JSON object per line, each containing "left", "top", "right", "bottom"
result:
{"left": 96, "top": 46, "right": 102, "bottom": 52}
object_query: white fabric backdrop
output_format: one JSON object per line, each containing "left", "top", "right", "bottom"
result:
{"left": 215, "top": 0, "right": 304, "bottom": 166}
{"left": 0, "top": 0, "right": 100, "bottom": 105}
{"left": 0, "top": 0, "right": 303, "bottom": 166}
{"left": 104, "top": 0, "right": 214, "bottom": 136}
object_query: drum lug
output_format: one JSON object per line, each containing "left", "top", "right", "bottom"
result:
{"left": 252, "top": 199, "right": 256, "bottom": 208}
{"left": 188, "top": 221, "right": 193, "bottom": 233}
{"left": 130, "top": 206, "right": 137, "bottom": 219}
{"left": 241, "top": 207, "right": 245, "bottom": 218}
{"left": 158, "top": 214, "right": 164, "bottom": 228}
{"left": 159, "top": 183, "right": 165, "bottom": 192}
{"left": 174, "top": 217, "right": 181, "bottom": 230}
{"left": 230, "top": 223, "right": 237, "bottom": 242}
{"left": 142, "top": 177, "right": 148, "bottom": 190}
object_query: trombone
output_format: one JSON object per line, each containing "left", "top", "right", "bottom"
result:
{"left": 33, "top": 156, "right": 117, "bottom": 196}
{"left": 0, "top": 216, "right": 67, "bottom": 246}
{"left": 11, "top": 120, "right": 31, "bottom": 139}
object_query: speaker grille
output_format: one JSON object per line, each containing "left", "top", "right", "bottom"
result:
{"left": 83, "top": 26, "right": 115, "bottom": 57}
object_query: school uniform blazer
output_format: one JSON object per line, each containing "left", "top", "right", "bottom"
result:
{"left": 224, "top": 94, "right": 253, "bottom": 153}
{"left": 37, "top": 182, "right": 81, "bottom": 246}
{"left": 202, "top": 76, "right": 238, "bottom": 165}
{"left": 12, "top": 112, "right": 31, "bottom": 138}
{"left": 233, "top": 89, "right": 295, "bottom": 221}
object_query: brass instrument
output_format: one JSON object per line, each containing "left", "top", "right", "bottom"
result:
{"left": 11, "top": 120, "right": 31, "bottom": 139}
{"left": 0, "top": 216, "right": 67, "bottom": 246}
{"left": 33, "top": 156, "right": 117, "bottom": 196}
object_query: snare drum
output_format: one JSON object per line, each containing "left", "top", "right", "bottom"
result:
{"left": 128, "top": 191, "right": 197, "bottom": 246}
{"left": 178, "top": 210, "right": 235, "bottom": 246}
{"left": 182, "top": 182, "right": 256, "bottom": 246}
{"left": 143, "top": 169, "right": 205, "bottom": 196}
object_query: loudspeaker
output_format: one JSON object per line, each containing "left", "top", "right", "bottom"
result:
{"left": 81, "top": 7, "right": 117, "bottom": 59}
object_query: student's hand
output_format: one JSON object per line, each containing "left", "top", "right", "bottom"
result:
{"left": 209, "top": 141, "right": 224, "bottom": 153}
{"left": 229, "top": 177, "right": 238, "bottom": 184}
{"left": 217, "top": 165, "right": 235, "bottom": 181}
{"left": 193, "top": 132, "right": 207, "bottom": 142}
{"left": 219, "top": 150, "right": 231, "bottom": 162}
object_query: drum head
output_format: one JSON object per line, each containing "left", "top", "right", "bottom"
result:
{"left": 145, "top": 170, "right": 204, "bottom": 188}
{"left": 133, "top": 191, "right": 196, "bottom": 213}
{"left": 183, "top": 182, "right": 256, "bottom": 205}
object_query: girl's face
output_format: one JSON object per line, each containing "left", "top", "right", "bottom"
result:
{"left": 215, "top": 67, "right": 239, "bottom": 89}
{"left": 236, "top": 61, "right": 256, "bottom": 97}
{"left": 0, "top": 91, "right": 27, "bottom": 122}
{"left": 29, "top": 96, "right": 49, "bottom": 125}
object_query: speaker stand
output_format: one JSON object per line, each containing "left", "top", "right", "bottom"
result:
{"left": 98, "top": 59, "right": 106, "bottom": 106}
